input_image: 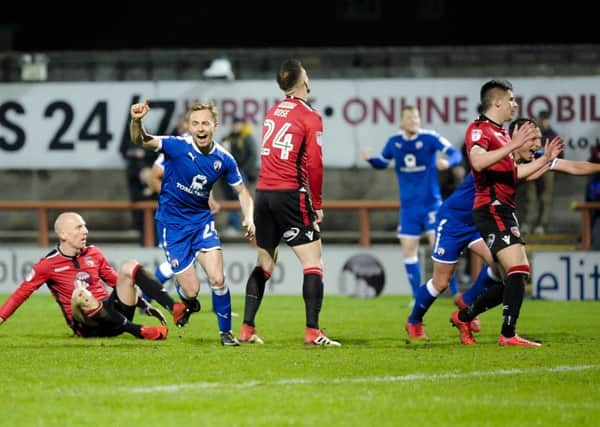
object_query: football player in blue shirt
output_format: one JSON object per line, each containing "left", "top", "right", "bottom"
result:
{"left": 130, "top": 100, "right": 255, "bottom": 346}
{"left": 405, "top": 172, "right": 501, "bottom": 340}
{"left": 363, "top": 105, "right": 463, "bottom": 304}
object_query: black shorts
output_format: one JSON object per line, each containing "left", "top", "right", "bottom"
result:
{"left": 72, "top": 291, "right": 135, "bottom": 338}
{"left": 472, "top": 204, "right": 526, "bottom": 257}
{"left": 254, "top": 189, "right": 320, "bottom": 248}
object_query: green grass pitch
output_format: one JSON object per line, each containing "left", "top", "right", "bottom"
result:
{"left": 1, "top": 293, "right": 599, "bottom": 427}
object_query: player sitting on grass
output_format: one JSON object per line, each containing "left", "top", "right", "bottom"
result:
{"left": 0, "top": 212, "right": 187, "bottom": 340}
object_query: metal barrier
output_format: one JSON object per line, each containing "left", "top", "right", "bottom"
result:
{"left": 0, "top": 200, "right": 399, "bottom": 248}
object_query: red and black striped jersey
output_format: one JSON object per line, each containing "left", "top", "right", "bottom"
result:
{"left": 465, "top": 117, "right": 518, "bottom": 208}
{"left": 256, "top": 96, "right": 324, "bottom": 209}
{"left": 0, "top": 246, "right": 117, "bottom": 327}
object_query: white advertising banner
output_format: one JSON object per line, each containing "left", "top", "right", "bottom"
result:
{"left": 532, "top": 251, "right": 600, "bottom": 300}
{"left": 1, "top": 77, "right": 599, "bottom": 168}
{"left": 0, "top": 245, "right": 410, "bottom": 297}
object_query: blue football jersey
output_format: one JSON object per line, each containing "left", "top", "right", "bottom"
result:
{"left": 380, "top": 129, "right": 457, "bottom": 206}
{"left": 438, "top": 172, "right": 476, "bottom": 225}
{"left": 156, "top": 135, "right": 242, "bottom": 224}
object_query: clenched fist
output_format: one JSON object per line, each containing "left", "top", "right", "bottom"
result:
{"left": 130, "top": 100, "right": 150, "bottom": 120}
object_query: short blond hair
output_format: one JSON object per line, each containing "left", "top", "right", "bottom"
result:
{"left": 187, "top": 102, "right": 219, "bottom": 125}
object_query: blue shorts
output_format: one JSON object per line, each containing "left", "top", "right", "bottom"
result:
{"left": 156, "top": 218, "right": 221, "bottom": 274}
{"left": 397, "top": 202, "right": 441, "bottom": 238}
{"left": 431, "top": 209, "right": 482, "bottom": 264}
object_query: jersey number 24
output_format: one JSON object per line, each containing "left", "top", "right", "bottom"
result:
{"left": 261, "top": 119, "right": 294, "bottom": 160}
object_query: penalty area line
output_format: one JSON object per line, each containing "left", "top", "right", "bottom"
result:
{"left": 128, "top": 364, "right": 600, "bottom": 393}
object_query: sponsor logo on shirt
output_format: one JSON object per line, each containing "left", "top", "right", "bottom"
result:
{"left": 74, "top": 271, "right": 91, "bottom": 289}
{"left": 176, "top": 174, "right": 209, "bottom": 197}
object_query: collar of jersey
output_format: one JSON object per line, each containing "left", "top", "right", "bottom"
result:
{"left": 56, "top": 244, "right": 85, "bottom": 260}
{"left": 397, "top": 129, "right": 422, "bottom": 140}
{"left": 477, "top": 114, "right": 504, "bottom": 129}
{"left": 191, "top": 140, "right": 216, "bottom": 155}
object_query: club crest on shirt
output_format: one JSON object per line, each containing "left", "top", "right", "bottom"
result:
{"left": 415, "top": 141, "right": 423, "bottom": 149}
{"left": 85, "top": 256, "right": 95, "bottom": 267}
{"left": 471, "top": 129, "right": 482, "bottom": 142}
{"left": 213, "top": 160, "right": 222, "bottom": 171}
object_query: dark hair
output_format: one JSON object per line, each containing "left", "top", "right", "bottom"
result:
{"left": 277, "top": 59, "right": 303, "bottom": 93}
{"left": 508, "top": 117, "right": 537, "bottom": 137}
{"left": 480, "top": 79, "right": 513, "bottom": 112}
{"left": 537, "top": 110, "right": 551, "bottom": 120}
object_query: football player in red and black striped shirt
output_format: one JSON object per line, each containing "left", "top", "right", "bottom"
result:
{"left": 239, "top": 59, "right": 340, "bottom": 347}
{"left": 451, "top": 80, "right": 563, "bottom": 347}
{"left": 0, "top": 212, "right": 184, "bottom": 340}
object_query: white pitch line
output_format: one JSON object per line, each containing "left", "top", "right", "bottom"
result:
{"left": 128, "top": 364, "right": 600, "bottom": 393}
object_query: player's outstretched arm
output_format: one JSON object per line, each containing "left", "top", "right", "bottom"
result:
{"left": 362, "top": 147, "right": 389, "bottom": 169}
{"left": 554, "top": 159, "right": 600, "bottom": 175}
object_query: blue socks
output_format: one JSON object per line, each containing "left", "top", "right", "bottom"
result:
{"left": 448, "top": 275, "right": 459, "bottom": 296}
{"left": 408, "top": 279, "right": 439, "bottom": 323}
{"left": 404, "top": 257, "right": 421, "bottom": 298}
{"left": 211, "top": 285, "right": 232, "bottom": 333}
{"left": 462, "top": 266, "right": 501, "bottom": 305}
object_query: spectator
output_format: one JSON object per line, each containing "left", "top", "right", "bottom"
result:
{"left": 220, "top": 117, "right": 258, "bottom": 237}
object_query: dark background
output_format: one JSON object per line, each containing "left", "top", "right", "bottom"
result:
{"left": 1, "top": 0, "right": 597, "bottom": 51}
